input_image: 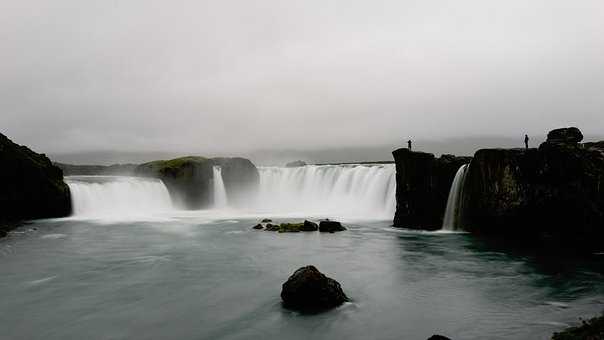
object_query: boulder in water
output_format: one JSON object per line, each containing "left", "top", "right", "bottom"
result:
{"left": 252, "top": 224, "right": 264, "bottom": 230}
{"left": 261, "top": 218, "right": 272, "bottom": 223}
{"left": 427, "top": 336, "right": 452, "bottom": 340}
{"left": 265, "top": 223, "right": 280, "bottom": 231}
{"left": 302, "top": 220, "right": 319, "bottom": 231}
{"left": 319, "top": 220, "right": 346, "bottom": 232}
{"left": 281, "top": 265, "right": 348, "bottom": 311}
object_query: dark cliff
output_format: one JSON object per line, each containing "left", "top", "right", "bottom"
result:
{"left": 392, "top": 148, "right": 471, "bottom": 230}
{"left": 214, "top": 157, "right": 260, "bottom": 207}
{"left": 461, "top": 127, "right": 604, "bottom": 252}
{"left": 0, "top": 133, "right": 71, "bottom": 230}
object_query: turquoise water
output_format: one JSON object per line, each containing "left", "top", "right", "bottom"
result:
{"left": 0, "top": 216, "right": 602, "bottom": 340}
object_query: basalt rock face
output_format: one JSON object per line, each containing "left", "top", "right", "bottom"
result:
{"left": 135, "top": 156, "right": 214, "bottom": 209}
{"left": 0, "top": 133, "right": 71, "bottom": 227}
{"left": 392, "top": 148, "right": 471, "bottom": 230}
{"left": 216, "top": 157, "right": 259, "bottom": 207}
{"left": 461, "top": 128, "right": 604, "bottom": 252}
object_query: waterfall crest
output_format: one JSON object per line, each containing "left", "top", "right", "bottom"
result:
{"left": 442, "top": 164, "right": 469, "bottom": 230}
{"left": 213, "top": 166, "right": 228, "bottom": 208}
{"left": 247, "top": 164, "right": 396, "bottom": 219}
{"left": 66, "top": 176, "right": 173, "bottom": 217}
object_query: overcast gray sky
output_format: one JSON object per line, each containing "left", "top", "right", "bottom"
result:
{"left": 1, "top": 0, "right": 603, "bottom": 156}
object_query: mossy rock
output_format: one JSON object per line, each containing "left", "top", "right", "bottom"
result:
{"left": 135, "top": 156, "right": 213, "bottom": 209}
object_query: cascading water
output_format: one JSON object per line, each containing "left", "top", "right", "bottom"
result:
{"left": 442, "top": 164, "right": 469, "bottom": 230}
{"left": 66, "top": 176, "right": 173, "bottom": 217}
{"left": 247, "top": 164, "right": 396, "bottom": 219}
{"left": 213, "top": 166, "right": 228, "bottom": 208}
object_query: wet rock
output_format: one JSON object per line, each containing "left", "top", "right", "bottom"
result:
{"left": 261, "top": 218, "right": 272, "bottom": 223}
{"left": 217, "top": 157, "right": 260, "bottom": 207}
{"left": 319, "top": 220, "right": 346, "bottom": 233}
{"left": 252, "top": 224, "right": 264, "bottom": 230}
{"left": 281, "top": 265, "right": 348, "bottom": 311}
{"left": 427, "top": 336, "right": 452, "bottom": 340}
{"left": 265, "top": 223, "right": 280, "bottom": 231}
{"left": 302, "top": 220, "right": 319, "bottom": 231}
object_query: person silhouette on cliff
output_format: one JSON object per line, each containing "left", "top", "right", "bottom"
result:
{"left": 524, "top": 134, "right": 529, "bottom": 149}
{"left": 407, "top": 140, "right": 412, "bottom": 150}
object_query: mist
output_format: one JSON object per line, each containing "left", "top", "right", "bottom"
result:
{"left": 2, "top": 0, "right": 603, "bottom": 160}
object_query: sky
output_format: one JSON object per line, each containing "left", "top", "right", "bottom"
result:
{"left": 1, "top": 0, "right": 603, "bottom": 158}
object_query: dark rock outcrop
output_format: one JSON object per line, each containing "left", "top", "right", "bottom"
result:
{"left": 281, "top": 265, "right": 348, "bottom": 311}
{"left": 318, "top": 220, "right": 346, "bottom": 232}
{"left": 285, "top": 160, "right": 307, "bottom": 167}
{"left": 461, "top": 127, "right": 604, "bottom": 252}
{"left": 546, "top": 127, "right": 583, "bottom": 144}
{"left": 552, "top": 313, "right": 604, "bottom": 340}
{"left": 0, "top": 133, "right": 71, "bottom": 232}
{"left": 135, "top": 156, "right": 259, "bottom": 210}
{"left": 427, "top": 336, "right": 452, "bottom": 340}
{"left": 55, "top": 163, "right": 137, "bottom": 176}
{"left": 303, "top": 220, "right": 319, "bottom": 231}
{"left": 392, "top": 149, "right": 471, "bottom": 230}
{"left": 135, "top": 156, "right": 214, "bottom": 209}
{"left": 252, "top": 223, "right": 264, "bottom": 230}
{"left": 214, "top": 157, "right": 260, "bottom": 207}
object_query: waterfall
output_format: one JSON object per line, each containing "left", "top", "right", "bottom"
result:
{"left": 249, "top": 164, "right": 396, "bottom": 219}
{"left": 66, "top": 176, "right": 173, "bottom": 217}
{"left": 442, "top": 164, "right": 469, "bottom": 230}
{"left": 213, "top": 166, "right": 228, "bottom": 208}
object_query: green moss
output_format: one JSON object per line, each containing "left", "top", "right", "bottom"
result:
{"left": 278, "top": 223, "right": 305, "bottom": 233}
{"left": 553, "top": 313, "right": 604, "bottom": 340}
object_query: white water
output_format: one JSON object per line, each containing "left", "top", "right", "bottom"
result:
{"left": 248, "top": 164, "right": 396, "bottom": 219}
{"left": 67, "top": 164, "right": 396, "bottom": 220}
{"left": 66, "top": 176, "right": 173, "bottom": 218}
{"left": 442, "top": 164, "right": 469, "bottom": 230}
{"left": 213, "top": 166, "right": 228, "bottom": 208}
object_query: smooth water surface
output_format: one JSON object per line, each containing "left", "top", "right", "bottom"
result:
{"left": 0, "top": 216, "right": 602, "bottom": 340}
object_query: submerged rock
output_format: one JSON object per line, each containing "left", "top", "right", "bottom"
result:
{"left": 0, "top": 133, "right": 71, "bottom": 226}
{"left": 319, "top": 220, "right": 346, "bottom": 233}
{"left": 281, "top": 265, "right": 348, "bottom": 311}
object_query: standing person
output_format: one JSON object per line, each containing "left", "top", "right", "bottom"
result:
{"left": 407, "top": 140, "right": 412, "bottom": 150}
{"left": 524, "top": 134, "right": 529, "bottom": 149}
